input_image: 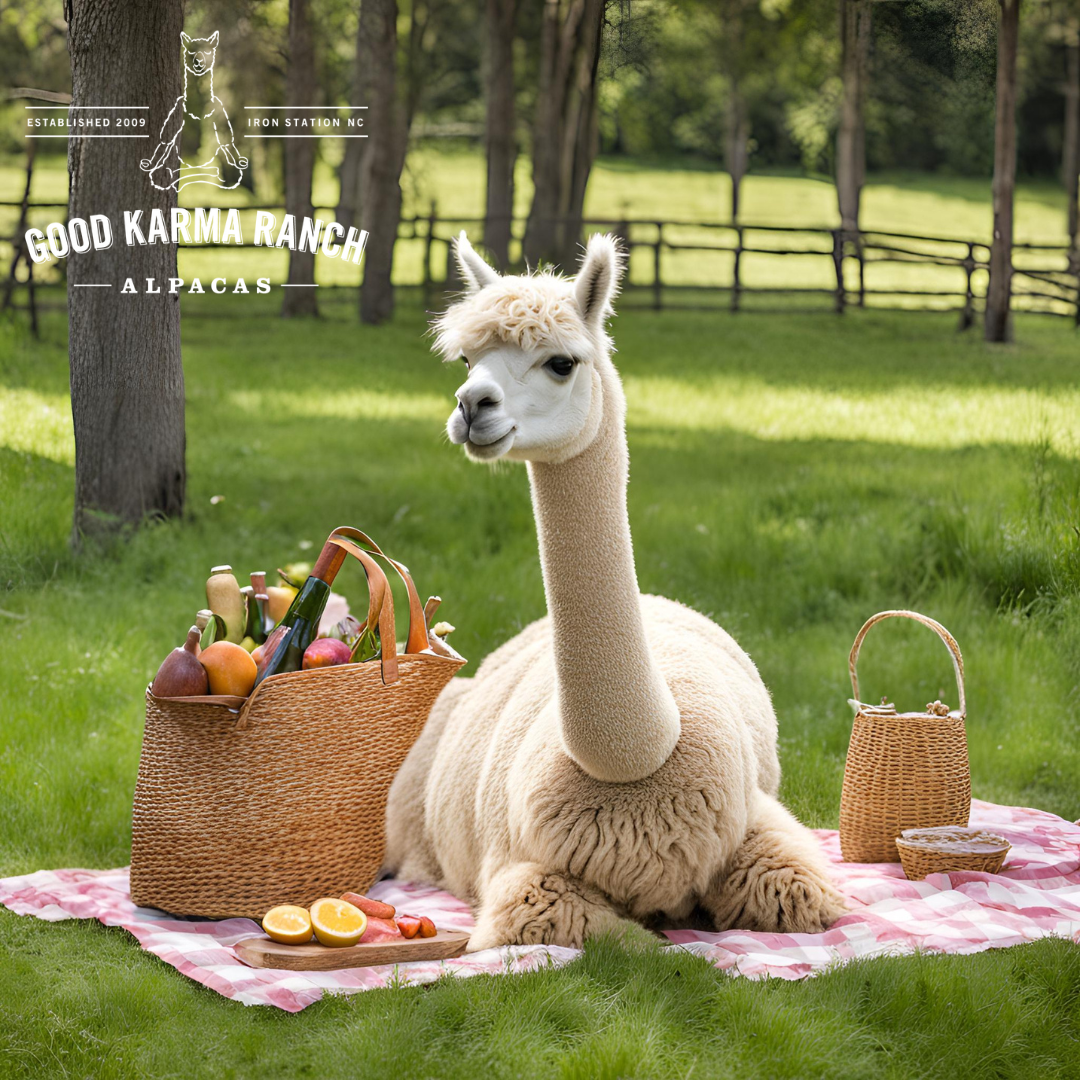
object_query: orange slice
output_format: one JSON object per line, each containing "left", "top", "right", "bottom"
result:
{"left": 310, "top": 897, "right": 367, "bottom": 948}
{"left": 262, "top": 904, "right": 313, "bottom": 945}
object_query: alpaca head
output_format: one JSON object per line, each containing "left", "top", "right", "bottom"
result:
{"left": 181, "top": 31, "right": 218, "bottom": 77}
{"left": 432, "top": 233, "right": 624, "bottom": 464}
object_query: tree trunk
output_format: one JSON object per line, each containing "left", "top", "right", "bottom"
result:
{"left": 336, "top": 11, "right": 372, "bottom": 231}
{"left": 1064, "top": 33, "right": 1079, "bottom": 266}
{"left": 523, "top": 0, "right": 606, "bottom": 271}
{"left": 66, "top": 0, "right": 186, "bottom": 543}
{"left": 836, "top": 0, "right": 870, "bottom": 235}
{"left": 359, "top": 0, "right": 406, "bottom": 324}
{"left": 484, "top": 0, "right": 517, "bottom": 270}
{"left": 282, "top": 0, "right": 319, "bottom": 317}
{"left": 985, "top": 0, "right": 1020, "bottom": 343}
{"left": 726, "top": 83, "right": 749, "bottom": 224}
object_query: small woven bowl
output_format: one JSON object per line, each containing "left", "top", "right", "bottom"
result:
{"left": 895, "top": 826, "right": 1010, "bottom": 880}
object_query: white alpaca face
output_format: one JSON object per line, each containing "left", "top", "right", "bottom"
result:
{"left": 437, "top": 232, "right": 622, "bottom": 464}
{"left": 448, "top": 343, "right": 596, "bottom": 462}
{"left": 182, "top": 31, "right": 218, "bottom": 76}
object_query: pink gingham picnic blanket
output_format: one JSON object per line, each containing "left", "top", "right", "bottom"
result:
{"left": 2, "top": 800, "right": 1078, "bottom": 1012}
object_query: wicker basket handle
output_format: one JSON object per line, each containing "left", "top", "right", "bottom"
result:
{"left": 849, "top": 609, "right": 966, "bottom": 717}
{"left": 325, "top": 526, "right": 430, "bottom": 655}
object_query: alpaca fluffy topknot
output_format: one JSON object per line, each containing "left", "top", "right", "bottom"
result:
{"left": 432, "top": 271, "right": 609, "bottom": 363}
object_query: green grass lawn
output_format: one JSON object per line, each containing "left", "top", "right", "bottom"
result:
{"left": 1, "top": 298, "right": 1079, "bottom": 1078}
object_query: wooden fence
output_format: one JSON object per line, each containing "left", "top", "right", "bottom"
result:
{"left": 4, "top": 189, "right": 1079, "bottom": 329}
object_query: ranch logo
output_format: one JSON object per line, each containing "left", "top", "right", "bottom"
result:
{"left": 140, "top": 31, "right": 248, "bottom": 192}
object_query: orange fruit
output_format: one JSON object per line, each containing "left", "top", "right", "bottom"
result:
{"left": 262, "top": 904, "right": 313, "bottom": 945}
{"left": 199, "top": 640, "right": 257, "bottom": 697}
{"left": 310, "top": 897, "right": 367, "bottom": 948}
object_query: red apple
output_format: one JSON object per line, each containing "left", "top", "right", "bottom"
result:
{"left": 302, "top": 638, "right": 352, "bottom": 670}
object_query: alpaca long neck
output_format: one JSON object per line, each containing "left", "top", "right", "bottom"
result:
{"left": 184, "top": 68, "right": 213, "bottom": 107}
{"left": 527, "top": 366, "right": 681, "bottom": 783}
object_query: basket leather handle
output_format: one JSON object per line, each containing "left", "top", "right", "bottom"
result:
{"left": 325, "top": 526, "right": 430, "bottom": 655}
{"left": 234, "top": 544, "right": 399, "bottom": 730}
{"left": 849, "top": 609, "right": 966, "bottom": 718}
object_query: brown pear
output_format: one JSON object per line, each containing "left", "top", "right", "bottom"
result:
{"left": 151, "top": 626, "right": 210, "bottom": 698}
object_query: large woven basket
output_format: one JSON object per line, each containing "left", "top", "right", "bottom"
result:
{"left": 838, "top": 610, "right": 971, "bottom": 863}
{"left": 130, "top": 527, "right": 465, "bottom": 918}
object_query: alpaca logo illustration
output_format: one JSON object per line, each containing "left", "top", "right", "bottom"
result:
{"left": 140, "top": 31, "right": 248, "bottom": 192}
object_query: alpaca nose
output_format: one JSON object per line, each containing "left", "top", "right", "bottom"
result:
{"left": 456, "top": 379, "right": 503, "bottom": 426}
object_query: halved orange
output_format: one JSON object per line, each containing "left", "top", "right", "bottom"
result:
{"left": 310, "top": 897, "right": 367, "bottom": 948}
{"left": 262, "top": 904, "right": 313, "bottom": 945}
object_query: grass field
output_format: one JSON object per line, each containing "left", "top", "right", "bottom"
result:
{"left": 2, "top": 295, "right": 1079, "bottom": 1077}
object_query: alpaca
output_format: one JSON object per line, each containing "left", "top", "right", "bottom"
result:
{"left": 383, "top": 233, "right": 846, "bottom": 949}
{"left": 140, "top": 32, "right": 248, "bottom": 192}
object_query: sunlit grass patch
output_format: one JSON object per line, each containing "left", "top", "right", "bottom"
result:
{"left": 624, "top": 375, "right": 1080, "bottom": 457}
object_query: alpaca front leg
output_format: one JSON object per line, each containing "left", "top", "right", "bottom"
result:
{"left": 468, "top": 861, "right": 629, "bottom": 951}
{"left": 702, "top": 792, "right": 847, "bottom": 934}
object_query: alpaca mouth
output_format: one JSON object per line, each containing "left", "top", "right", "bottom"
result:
{"left": 466, "top": 426, "right": 516, "bottom": 461}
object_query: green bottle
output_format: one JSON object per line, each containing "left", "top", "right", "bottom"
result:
{"left": 241, "top": 586, "right": 266, "bottom": 645}
{"left": 253, "top": 540, "right": 347, "bottom": 686}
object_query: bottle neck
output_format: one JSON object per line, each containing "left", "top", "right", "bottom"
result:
{"left": 311, "top": 540, "right": 347, "bottom": 586}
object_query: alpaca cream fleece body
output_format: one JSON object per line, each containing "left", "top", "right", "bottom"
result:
{"left": 384, "top": 233, "right": 845, "bottom": 948}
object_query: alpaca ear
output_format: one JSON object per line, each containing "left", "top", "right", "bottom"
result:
{"left": 181, "top": 31, "right": 192, "bottom": 46}
{"left": 454, "top": 232, "right": 499, "bottom": 295}
{"left": 574, "top": 234, "right": 623, "bottom": 328}
{"left": 208, "top": 31, "right": 219, "bottom": 46}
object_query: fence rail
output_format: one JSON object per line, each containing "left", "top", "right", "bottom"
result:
{"left": 3, "top": 192, "right": 1079, "bottom": 328}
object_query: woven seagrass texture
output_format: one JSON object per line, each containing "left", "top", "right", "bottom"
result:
{"left": 839, "top": 712, "right": 971, "bottom": 862}
{"left": 896, "top": 838, "right": 1009, "bottom": 881}
{"left": 838, "top": 610, "right": 972, "bottom": 863}
{"left": 131, "top": 652, "right": 464, "bottom": 918}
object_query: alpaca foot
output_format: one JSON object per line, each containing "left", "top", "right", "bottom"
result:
{"left": 468, "top": 861, "right": 628, "bottom": 951}
{"left": 704, "top": 793, "right": 847, "bottom": 934}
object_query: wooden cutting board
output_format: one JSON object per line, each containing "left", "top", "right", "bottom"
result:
{"left": 234, "top": 930, "right": 471, "bottom": 971}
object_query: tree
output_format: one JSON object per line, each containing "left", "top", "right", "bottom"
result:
{"left": 65, "top": 0, "right": 186, "bottom": 542}
{"left": 1064, "top": 17, "right": 1079, "bottom": 264}
{"left": 484, "top": 0, "right": 518, "bottom": 269}
{"left": 358, "top": 0, "right": 453, "bottom": 323}
{"left": 836, "top": 0, "right": 871, "bottom": 235}
{"left": 336, "top": 10, "right": 370, "bottom": 232}
{"left": 282, "top": 0, "right": 319, "bottom": 316}
{"left": 985, "top": 0, "right": 1020, "bottom": 343}
{"left": 523, "top": 0, "right": 607, "bottom": 270}
{"left": 719, "top": 3, "right": 752, "bottom": 222}
{"left": 358, "top": 0, "right": 408, "bottom": 324}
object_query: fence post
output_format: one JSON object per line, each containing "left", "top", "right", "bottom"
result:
{"left": 653, "top": 223, "right": 663, "bottom": 310}
{"left": 731, "top": 225, "right": 743, "bottom": 313}
{"left": 2, "top": 143, "right": 39, "bottom": 336}
{"left": 1071, "top": 246, "right": 1080, "bottom": 328}
{"left": 832, "top": 229, "right": 846, "bottom": 314}
{"left": 422, "top": 201, "right": 436, "bottom": 302}
{"left": 959, "top": 241, "right": 976, "bottom": 331}
{"left": 856, "top": 231, "right": 865, "bottom": 308}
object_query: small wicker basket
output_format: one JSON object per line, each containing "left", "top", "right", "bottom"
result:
{"left": 838, "top": 610, "right": 971, "bottom": 863}
{"left": 895, "top": 827, "right": 1010, "bottom": 880}
{"left": 130, "top": 527, "right": 465, "bottom": 919}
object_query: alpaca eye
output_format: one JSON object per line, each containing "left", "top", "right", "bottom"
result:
{"left": 460, "top": 356, "right": 470, "bottom": 371}
{"left": 545, "top": 356, "right": 575, "bottom": 378}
